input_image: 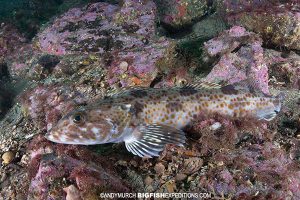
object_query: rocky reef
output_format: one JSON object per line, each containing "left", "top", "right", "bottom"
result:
{"left": 203, "top": 26, "right": 269, "bottom": 94}
{"left": 0, "top": 0, "right": 300, "bottom": 199}
{"left": 222, "top": 0, "right": 300, "bottom": 50}
{"left": 155, "top": 0, "right": 211, "bottom": 29}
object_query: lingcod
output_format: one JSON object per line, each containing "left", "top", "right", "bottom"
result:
{"left": 45, "top": 82, "right": 283, "bottom": 157}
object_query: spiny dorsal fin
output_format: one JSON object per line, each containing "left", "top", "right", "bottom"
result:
{"left": 182, "top": 81, "right": 222, "bottom": 90}
{"left": 231, "top": 78, "right": 270, "bottom": 95}
{"left": 106, "top": 86, "right": 147, "bottom": 98}
{"left": 124, "top": 124, "right": 186, "bottom": 158}
{"left": 107, "top": 81, "right": 222, "bottom": 98}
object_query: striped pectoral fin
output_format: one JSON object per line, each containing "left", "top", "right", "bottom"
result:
{"left": 124, "top": 124, "right": 186, "bottom": 158}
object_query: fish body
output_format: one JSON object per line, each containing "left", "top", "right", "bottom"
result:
{"left": 46, "top": 82, "right": 283, "bottom": 157}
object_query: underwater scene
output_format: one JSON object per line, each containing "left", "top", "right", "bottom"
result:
{"left": 0, "top": 0, "right": 300, "bottom": 199}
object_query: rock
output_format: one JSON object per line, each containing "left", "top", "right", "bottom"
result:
{"left": 0, "top": 24, "right": 27, "bottom": 61}
{"left": 2, "top": 151, "right": 15, "bottom": 165}
{"left": 154, "top": 162, "right": 165, "bottom": 175}
{"left": 180, "top": 157, "right": 203, "bottom": 175}
{"left": 155, "top": 0, "right": 210, "bottom": 29}
{"left": 203, "top": 26, "right": 260, "bottom": 57}
{"left": 0, "top": 0, "right": 80, "bottom": 39}
{"left": 63, "top": 185, "right": 82, "bottom": 200}
{"left": 0, "top": 172, "right": 7, "bottom": 183}
{"left": 199, "top": 142, "right": 300, "bottom": 199}
{"left": 108, "top": 38, "right": 169, "bottom": 87}
{"left": 36, "top": 1, "right": 157, "bottom": 53}
{"left": 265, "top": 49, "right": 300, "bottom": 89}
{"left": 27, "top": 136, "right": 129, "bottom": 200}
{"left": 219, "top": 169, "right": 233, "bottom": 184}
{"left": 0, "top": 23, "right": 34, "bottom": 79}
{"left": 35, "top": 3, "right": 119, "bottom": 55}
{"left": 125, "top": 169, "right": 145, "bottom": 192}
{"left": 119, "top": 61, "right": 129, "bottom": 72}
{"left": 175, "top": 173, "right": 187, "bottom": 182}
{"left": 177, "top": 14, "right": 228, "bottom": 63}
{"left": 223, "top": 0, "right": 300, "bottom": 50}
{"left": 144, "top": 176, "right": 153, "bottom": 186}
{"left": 34, "top": 1, "right": 172, "bottom": 87}
{"left": 203, "top": 26, "right": 269, "bottom": 94}
{"left": 190, "top": 14, "right": 227, "bottom": 40}
{"left": 21, "top": 85, "right": 86, "bottom": 131}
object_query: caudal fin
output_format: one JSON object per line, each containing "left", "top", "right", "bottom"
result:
{"left": 274, "top": 92, "right": 285, "bottom": 113}
{"left": 257, "top": 92, "right": 284, "bottom": 121}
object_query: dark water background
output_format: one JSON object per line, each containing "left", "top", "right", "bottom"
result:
{"left": 0, "top": 0, "right": 118, "bottom": 39}
{"left": 0, "top": 0, "right": 117, "bottom": 119}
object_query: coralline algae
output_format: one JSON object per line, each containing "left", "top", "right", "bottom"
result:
{"left": 155, "top": 0, "right": 209, "bottom": 29}
{"left": 223, "top": 0, "right": 300, "bottom": 50}
{"left": 204, "top": 26, "right": 269, "bottom": 94}
{"left": 36, "top": 1, "right": 172, "bottom": 87}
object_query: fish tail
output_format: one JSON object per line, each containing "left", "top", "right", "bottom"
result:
{"left": 274, "top": 92, "right": 285, "bottom": 113}
{"left": 256, "top": 92, "right": 284, "bottom": 121}
{"left": 276, "top": 92, "right": 285, "bottom": 101}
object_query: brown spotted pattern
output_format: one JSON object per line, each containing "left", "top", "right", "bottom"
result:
{"left": 46, "top": 84, "right": 281, "bottom": 145}
{"left": 166, "top": 102, "right": 184, "bottom": 112}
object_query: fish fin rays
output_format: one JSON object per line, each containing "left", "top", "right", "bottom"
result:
{"left": 259, "top": 112, "right": 277, "bottom": 121}
{"left": 105, "top": 86, "right": 147, "bottom": 98}
{"left": 275, "top": 92, "right": 285, "bottom": 102}
{"left": 124, "top": 124, "right": 186, "bottom": 158}
{"left": 229, "top": 78, "right": 267, "bottom": 95}
{"left": 182, "top": 81, "right": 222, "bottom": 90}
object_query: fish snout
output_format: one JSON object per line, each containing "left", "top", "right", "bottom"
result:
{"left": 45, "top": 130, "right": 62, "bottom": 143}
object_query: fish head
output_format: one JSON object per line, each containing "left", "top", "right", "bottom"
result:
{"left": 45, "top": 104, "right": 132, "bottom": 145}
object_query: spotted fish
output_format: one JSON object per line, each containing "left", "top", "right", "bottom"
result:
{"left": 45, "top": 82, "right": 283, "bottom": 157}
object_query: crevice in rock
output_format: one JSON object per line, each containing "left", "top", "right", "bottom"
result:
{"left": 0, "top": 63, "right": 16, "bottom": 119}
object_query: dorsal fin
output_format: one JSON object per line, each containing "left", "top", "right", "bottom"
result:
{"left": 107, "top": 81, "right": 223, "bottom": 98}
{"left": 229, "top": 78, "right": 269, "bottom": 96}
{"left": 182, "top": 81, "right": 222, "bottom": 90}
{"left": 106, "top": 86, "right": 147, "bottom": 98}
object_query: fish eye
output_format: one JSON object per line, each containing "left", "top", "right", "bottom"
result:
{"left": 72, "top": 112, "right": 85, "bottom": 124}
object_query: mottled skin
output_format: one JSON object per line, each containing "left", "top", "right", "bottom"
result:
{"left": 46, "top": 82, "right": 282, "bottom": 157}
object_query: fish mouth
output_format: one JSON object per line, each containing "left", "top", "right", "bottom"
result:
{"left": 44, "top": 132, "right": 71, "bottom": 144}
{"left": 44, "top": 130, "right": 62, "bottom": 143}
{"left": 44, "top": 132, "right": 56, "bottom": 142}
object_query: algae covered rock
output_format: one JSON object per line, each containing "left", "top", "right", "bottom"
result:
{"left": 155, "top": 0, "right": 210, "bottom": 29}
{"left": 203, "top": 26, "right": 269, "bottom": 94}
{"left": 35, "top": 0, "right": 172, "bottom": 87}
{"left": 27, "top": 136, "right": 130, "bottom": 200}
{"left": 223, "top": 0, "right": 300, "bottom": 50}
{"left": 265, "top": 49, "right": 300, "bottom": 90}
{"left": 191, "top": 14, "right": 227, "bottom": 40}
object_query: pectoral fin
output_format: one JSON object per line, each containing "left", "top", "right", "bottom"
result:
{"left": 124, "top": 124, "right": 186, "bottom": 158}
